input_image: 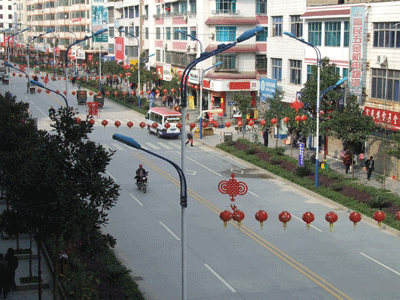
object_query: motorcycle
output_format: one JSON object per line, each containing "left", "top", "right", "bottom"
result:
{"left": 136, "top": 172, "right": 148, "bottom": 193}
{"left": 49, "top": 111, "right": 55, "bottom": 120}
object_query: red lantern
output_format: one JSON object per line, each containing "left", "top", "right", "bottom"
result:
{"left": 295, "top": 115, "right": 301, "bottom": 123}
{"left": 271, "top": 118, "right": 277, "bottom": 125}
{"left": 152, "top": 122, "right": 158, "bottom": 129}
{"left": 237, "top": 120, "right": 244, "bottom": 127}
{"left": 155, "top": 89, "right": 160, "bottom": 94}
{"left": 101, "top": 120, "right": 108, "bottom": 128}
{"left": 122, "top": 91, "right": 127, "bottom": 97}
{"left": 140, "top": 91, "right": 144, "bottom": 95}
{"left": 248, "top": 120, "right": 254, "bottom": 127}
{"left": 75, "top": 117, "right": 81, "bottom": 123}
{"left": 232, "top": 210, "right": 245, "bottom": 228}
{"left": 76, "top": 77, "right": 80, "bottom": 81}
{"left": 396, "top": 211, "right": 400, "bottom": 221}
{"left": 131, "top": 91, "right": 135, "bottom": 96}
{"left": 113, "top": 74, "right": 117, "bottom": 78}
{"left": 171, "top": 88, "right": 176, "bottom": 93}
{"left": 325, "top": 211, "right": 338, "bottom": 232}
{"left": 81, "top": 91, "right": 85, "bottom": 95}
{"left": 260, "top": 119, "right": 266, "bottom": 126}
{"left": 55, "top": 90, "right": 60, "bottom": 94}
{"left": 373, "top": 211, "right": 386, "bottom": 229}
{"left": 189, "top": 123, "right": 196, "bottom": 129}
{"left": 176, "top": 122, "right": 182, "bottom": 130}
{"left": 63, "top": 91, "right": 67, "bottom": 95}
{"left": 202, "top": 122, "right": 208, "bottom": 128}
{"left": 349, "top": 212, "right": 362, "bottom": 231}
{"left": 164, "top": 122, "right": 171, "bottom": 129}
{"left": 114, "top": 121, "right": 121, "bottom": 129}
{"left": 88, "top": 119, "right": 95, "bottom": 125}
{"left": 114, "top": 92, "right": 118, "bottom": 97}
{"left": 97, "top": 91, "right": 101, "bottom": 96}
{"left": 89, "top": 77, "right": 92, "bottom": 80}
{"left": 225, "top": 121, "right": 231, "bottom": 128}
{"left": 72, "top": 91, "right": 76, "bottom": 96}
{"left": 63, "top": 77, "right": 66, "bottom": 80}
{"left": 105, "top": 91, "right": 110, "bottom": 96}
{"left": 12, "top": 73, "right": 16, "bottom": 77}
{"left": 41, "top": 76, "right": 44, "bottom": 80}
{"left": 283, "top": 117, "right": 289, "bottom": 123}
{"left": 302, "top": 211, "right": 315, "bottom": 231}
{"left": 147, "top": 90, "right": 151, "bottom": 94}
{"left": 37, "top": 89, "right": 42, "bottom": 93}
{"left": 163, "top": 89, "right": 168, "bottom": 94}
{"left": 45, "top": 90, "right": 50, "bottom": 94}
{"left": 279, "top": 211, "right": 291, "bottom": 230}
{"left": 255, "top": 210, "right": 268, "bottom": 229}
{"left": 19, "top": 74, "right": 22, "bottom": 78}
{"left": 301, "top": 115, "right": 307, "bottom": 122}
{"left": 127, "top": 121, "right": 133, "bottom": 129}
{"left": 219, "top": 210, "right": 232, "bottom": 229}
{"left": 119, "top": 74, "right": 123, "bottom": 77}
{"left": 101, "top": 76, "right": 104, "bottom": 79}
{"left": 213, "top": 122, "right": 219, "bottom": 128}
{"left": 89, "top": 91, "right": 93, "bottom": 96}
{"left": 139, "top": 122, "right": 146, "bottom": 129}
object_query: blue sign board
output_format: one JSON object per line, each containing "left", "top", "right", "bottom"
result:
{"left": 228, "top": 102, "right": 235, "bottom": 106}
{"left": 260, "top": 78, "right": 277, "bottom": 103}
{"left": 149, "top": 92, "right": 155, "bottom": 108}
{"left": 299, "top": 143, "right": 305, "bottom": 166}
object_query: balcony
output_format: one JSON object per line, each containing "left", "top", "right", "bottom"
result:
{"left": 211, "top": 9, "right": 240, "bottom": 15}
{"left": 153, "top": 10, "right": 196, "bottom": 19}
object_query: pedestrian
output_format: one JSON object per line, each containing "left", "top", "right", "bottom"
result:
{"left": 262, "top": 128, "right": 269, "bottom": 147}
{"left": 0, "top": 253, "right": 7, "bottom": 298}
{"left": 44, "top": 74, "right": 49, "bottom": 86}
{"left": 185, "top": 130, "right": 194, "bottom": 147}
{"left": 343, "top": 150, "right": 352, "bottom": 174}
{"left": 72, "top": 76, "right": 76, "bottom": 87}
{"left": 365, "top": 156, "right": 375, "bottom": 180}
{"left": 4, "top": 248, "right": 18, "bottom": 298}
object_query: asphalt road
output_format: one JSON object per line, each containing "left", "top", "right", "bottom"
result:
{"left": 4, "top": 70, "right": 400, "bottom": 300}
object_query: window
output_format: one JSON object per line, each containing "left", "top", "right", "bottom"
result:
{"left": 308, "top": 22, "right": 322, "bottom": 46}
{"left": 129, "top": 6, "right": 134, "bottom": 18}
{"left": 290, "top": 60, "right": 302, "bottom": 85}
{"left": 255, "top": 55, "right": 267, "bottom": 70}
{"left": 109, "top": 26, "right": 114, "bottom": 38}
{"left": 371, "top": 69, "right": 400, "bottom": 102}
{"left": 189, "top": 0, "right": 196, "bottom": 13}
{"left": 172, "top": 2, "right": 179, "bottom": 14}
{"left": 307, "top": 65, "right": 313, "bottom": 81}
{"left": 136, "top": 26, "right": 139, "bottom": 37}
{"left": 325, "top": 22, "right": 341, "bottom": 46}
{"left": 271, "top": 58, "right": 282, "bottom": 82}
{"left": 156, "top": 5, "right": 160, "bottom": 17}
{"left": 216, "top": 0, "right": 236, "bottom": 14}
{"left": 344, "top": 21, "right": 350, "bottom": 47}
{"left": 190, "top": 27, "right": 196, "bottom": 40}
{"left": 156, "top": 28, "right": 161, "bottom": 39}
{"left": 291, "top": 16, "right": 303, "bottom": 38}
{"left": 256, "top": 0, "right": 266, "bottom": 14}
{"left": 373, "top": 22, "right": 400, "bottom": 48}
{"left": 166, "top": 27, "right": 171, "bottom": 40}
{"left": 145, "top": 27, "right": 149, "bottom": 39}
{"left": 173, "top": 27, "right": 179, "bottom": 40}
{"left": 135, "top": 5, "right": 139, "bottom": 18}
{"left": 180, "top": 1, "right": 187, "bottom": 14}
{"left": 215, "top": 54, "right": 237, "bottom": 71}
{"left": 166, "top": 51, "right": 171, "bottom": 64}
{"left": 216, "top": 26, "right": 236, "bottom": 42}
{"left": 342, "top": 68, "right": 348, "bottom": 79}
{"left": 124, "top": 7, "right": 128, "bottom": 18}
{"left": 272, "top": 16, "right": 283, "bottom": 37}
{"left": 156, "top": 49, "right": 161, "bottom": 62}
{"left": 180, "top": 27, "right": 188, "bottom": 40}
{"left": 256, "top": 27, "right": 268, "bottom": 42}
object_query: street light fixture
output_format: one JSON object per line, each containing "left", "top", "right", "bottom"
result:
{"left": 6, "top": 27, "right": 30, "bottom": 72}
{"left": 284, "top": 31, "right": 322, "bottom": 187}
{"left": 30, "top": 80, "right": 70, "bottom": 109}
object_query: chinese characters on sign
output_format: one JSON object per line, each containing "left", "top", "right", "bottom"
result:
{"left": 115, "top": 37, "right": 124, "bottom": 62}
{"left": 260, "top": 78, "right": 277, "bottom": 103}
{"left": 363, "top": 106, "right": 400, "bottom": 131}
{"left": 299, "top": 143, "right": 305, "bottom": 167}
{"left": 349, "top": 6, "right": 365, "bottom": 96}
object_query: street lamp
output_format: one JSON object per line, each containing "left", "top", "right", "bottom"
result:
{"left": 98, "top": 47, "right": 113, "bottom": 91}
{"left": 30, "top": 80, "right": 70, "bottom": 109}
{"left": 6, "top": 28, "right": 30, "bottom": 72}
{"left": 112, "top": 133, "right": 187, "bottom": 299}
{"left": 284, "top": 31, "right": 322, "bottom": 187}
{"left": 64, "top": 28, "right": 108, "bottom": 107}
{"left": 199, "top": 61, "right": 222, "bottom": 139}
{"left": 139, "top": 53, "right": 155, "bottom": 101}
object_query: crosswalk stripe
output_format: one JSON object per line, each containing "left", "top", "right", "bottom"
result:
{"left": 145, "top": 142, "right": 160, "bottom": 150}
{"left": 158, "top": 143, "right": 172, "bottom": 149}
{"left": 168, "top": 141, "right": 181, "bottom": 149}
{"left": 111, "top": 143, "right": 126, "bottom": 151}
{"left": 102, "top": 143, "right": 112, "bottom": 150}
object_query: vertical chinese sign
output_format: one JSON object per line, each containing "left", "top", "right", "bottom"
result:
{"left": 92, "top": 0, "right": 108, "bottom": 43}
{"left": 115, "top": 37, "right": 124, "bottom": 62}
{"left": 349, "top": 6, "right": 365, "bottom": 96}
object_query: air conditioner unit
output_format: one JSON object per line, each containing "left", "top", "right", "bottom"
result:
{"left": 186, "top": 44, "right": 190, "bottom": 51}
{"left": 164, "top": 43, "right": 168, "bottom": 50}
{"left": 377, "top": 55, "right": 387, "bottom": 65}
{"left": 192, "top": 43, "right": 197, "bottom": 52}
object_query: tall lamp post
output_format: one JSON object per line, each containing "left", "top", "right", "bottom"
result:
{"left": 7, "top": 28, "right": 30, "bottom": 72}
{"left": 30, "top": 80, "right": 70, "bottom": 109}
{"left": 179, "top": 27, "right": 263, "bottom": 299}
{"left": 64, "top": 29, "right": 108, "bottom": 107}
{"left": 284, "top": 31, "right": 321, "bottom": 187}
{"left": 199, "top": 61, "right": 222, "bottom": 139}
{"left": 139, "top": 53, "right": 155, "bottom": 101}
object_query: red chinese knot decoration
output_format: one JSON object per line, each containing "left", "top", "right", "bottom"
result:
{"left": 279, "top": 211, "right": 291, "bottom": 230}
{"left": 255, "top": 210, "right": 268, "bottom": 229}
{"left": 302, "top": 211, "right": 315, "bottom": 231}
{"left": 218, "top": 173, "right": 248, "bottom": 202}
{"left": 349, "top": 212, "right": 362, "bottom": 231}
{"left": 325, "top": 211, "right": 338, "bottom": 232}
{"left": 237, "top": 120, "right": 243, "bottom": 127}
{"left": 271, "top": 118, "right": 277, "bottom": 125}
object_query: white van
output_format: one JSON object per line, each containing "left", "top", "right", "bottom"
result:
{"left": 145, "top": 107, "right": 181, "bottom": 138}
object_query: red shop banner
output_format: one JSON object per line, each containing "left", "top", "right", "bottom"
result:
{"left": 115, "top": 37, "right": 124, "bottom": 62}
{"left": 363, "top": 106, "right": 400, "bottom": 131}
{"left": 88, "top": 54, "right": 93, "bottom": 61}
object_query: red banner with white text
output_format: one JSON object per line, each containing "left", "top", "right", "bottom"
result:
{"left": 115, "top": 37, "right": 124, "bottom": 62}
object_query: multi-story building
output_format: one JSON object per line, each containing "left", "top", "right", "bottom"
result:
{"left": 1, "top": 0, "right": 27, "bottom": 46}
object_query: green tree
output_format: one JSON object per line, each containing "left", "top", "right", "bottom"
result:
{"left": 233, "top": 92, "right": 253, "bottom": 138}
{"left": 387, "top": 132, "right": 400, "bottom": 181}
{"left": 330, "top": 96, "right": 377, "bottom": 178}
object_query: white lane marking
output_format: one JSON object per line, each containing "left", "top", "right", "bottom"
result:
{"left": 159, "top": 221, "right": 180, "bottom": 241}
{"left": 168, "top": 142, "right": 181, "bottom": 149}
{"left": 35, "top": 106, "right": 47, "bottom": 117}
{"left": 360, "top": 252, "right": 400, "bottom": 277}
{"left": 204, "top": 264, "right": 236, "bottom": 293}
{"left": 145, "top": 142, "right": 161, "bottom": 150}
{"left": 110, "top": 114, "right": 116, "bottom": 119}
{"left": 185, "top": 156, "right": 223, "bottom": 177}
{"left": 111, "top": 143, "right": 126, "bottom": 151}
{"left": 248, "top": 191, "right": 259, "bottom": 197}
{"left": 101, "top": 144, "right": 111, "bottom": 150}
{"left": 106, "top": 171, "right": 117, "bottom": 182}
{"left": 129, "top": 193, "right": 143, "bottom": 206}
{"left": 291, "top": 214, "right": 323, "bottom": 232}
{"left": 158, "top": 142, "right": 172, "bottom": 149}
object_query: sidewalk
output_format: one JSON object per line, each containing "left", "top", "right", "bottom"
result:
{"left": 183, "top": 107, "right": 400, "bottom": 197}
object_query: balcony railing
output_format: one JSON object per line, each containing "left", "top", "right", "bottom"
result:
{"left": 211, "top": 9, "right": 240, "bottom": 15}
{"left": 153, "top": 10, "right": 196, "bottom": 19}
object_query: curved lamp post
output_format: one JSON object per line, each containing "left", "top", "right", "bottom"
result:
{"left": 284, "top": 31, "right": 322, "bottom": 187}
{"left": 64, "top": 28, "right": 108, "bottom": 106}
{"left": 7, "top": 28, "right": 30, "bottom": 72}
{"left": 112, "top": 133, "right": 188, "bottom": 298}
{"left": 30, "top": 80, "right": 69, "bottom": 109}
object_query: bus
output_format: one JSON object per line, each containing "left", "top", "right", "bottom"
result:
{"left": 145, "top": 107, "right": 182, "bottom": 138}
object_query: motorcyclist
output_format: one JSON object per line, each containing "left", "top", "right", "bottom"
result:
{"left": 135, "top": 164, "right": 147, "bottom": 184}
{"left": 48, "top": 106, "right": 56, "bottom": 119}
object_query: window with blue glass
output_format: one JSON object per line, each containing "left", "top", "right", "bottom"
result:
{"left": 216, "top": 26, "right": 236, "bottom": 42}
{"left": 256, "top": 27, "right": 268, "bottom": 41}
{"left": 180, "top": 27, "right": 188, "bottom": 40}
{"left": 166, "top": 27, "right": 171, "bottom": 40}
{"left": 272, "top": 58, "right": 282, "bottom": 82}
{"left": 308, "top": 22, "right": 321, "bottom": 46}
{"left": 190, "top": 0, "right": 196, "bottom": 13}
{"left": 344, "top": 21, "right": 349, "bottom": 47}
{"left": 216, "top": 0, "right": 236, "bottom": 14}
{"left": 256, "top": 0, "right": 266, "bottom": 14}
{"left": 371, "top": 68, "right": 400, "bottom": 101}
{"left": 190, "top": 27, "right": 196, "bottom": 41}
{"left": 180, "top": 1, "right": 187, "bottom": 14}
{"left": 215, "top": 54, "right": 237, "bottom": 70}
{"left": 272, "top": 16, "right": 282, "bottom": 37}
{"left": 173, "top": 27, "right": 179, "bottom": 40}
{"left": 129, "top": 6, "right": 134, "bottom": 19}
{"left": 307, "top": 65, "right": 314, "bottom": 81}
{"left": 342, "top": 68, "right": 348, "bottom": 79}
{"left": 373, "top": 22, "right": 400, "bottom": 48}
{"left": 325, "top": 22, "right": 341, "bottom": 47}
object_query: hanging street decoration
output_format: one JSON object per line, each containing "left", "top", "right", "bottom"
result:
{"left": 349, "top": 212, "right": 362, "bottom": 230}
{"left": 373, "top": 211, "right": 386, "bottom": 229}
{"left": 302, "top": 211, "right": 315, "bottom": 231}
{"left": 279, "top": 211, "right": 291, "bottom": 230}
{"left": 325, "top": 211, "right": 338, "bottom": 232}
{"left": 255, "top": 210, "right": 268, "bottom": 229}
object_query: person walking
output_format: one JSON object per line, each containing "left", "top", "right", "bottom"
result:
{"left": 185, "top": 130, "right": 194, "bottom": 147}
{"left": 44, "top": 74, "right": 49, "bottom": 86}
{"left": 4, "top": 248, "right": 18, "bottom": 298}
{"left": 343, "top": 150, "right": 352, "bottom": 174}
{"left": 262, "top": 128, "right": 269, "bottom": 147}
{"left": 0, "top": 253, "right": 7, "bottom": 298}
{"left": 365, "top": 156, "right": 375, "bottom": 180}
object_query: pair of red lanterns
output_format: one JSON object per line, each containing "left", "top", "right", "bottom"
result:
{"left": 220, "top": 210, "right": 388, "bottom": 231}
{"left": 270, "top": 115, "right": 307, "bottom": 126}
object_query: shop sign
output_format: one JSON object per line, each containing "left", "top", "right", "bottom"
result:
{"left": 163, "top": 65, "right": 172, "bottom": 81}
{"left": 156, "top": 66, "right": 163, "bottom": 80}
{"left": 260, "top": 77, "right": 277, "bottom": 102}
{"left": 188, "top": 70, "right": 199, "bottom": 84}
{"left": 349, "top": 6, "right": 365, "bottom": 96}
{"left": 363, "top": 106, "right": 400, "bottom": 131}
{"left": 115, "top": 37, "right": 124, "bottom": 62}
